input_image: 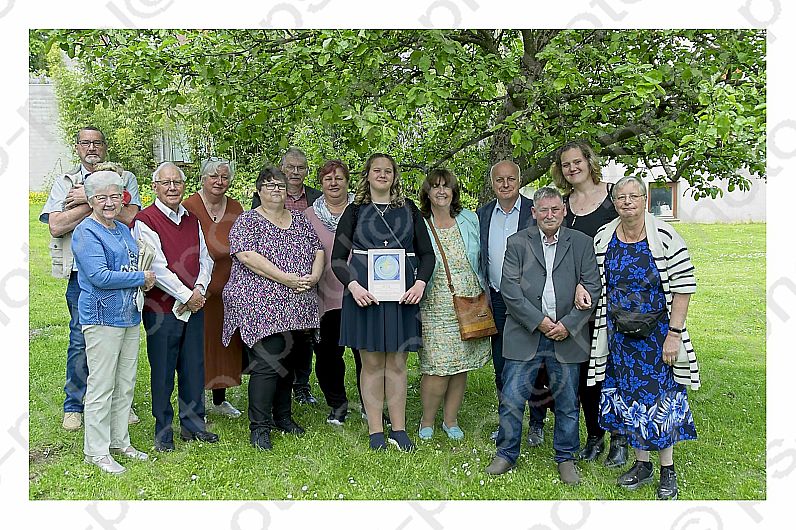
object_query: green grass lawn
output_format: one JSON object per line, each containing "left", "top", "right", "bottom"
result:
{"left": 28, "top": 205, "right": 766, "bottom": 500}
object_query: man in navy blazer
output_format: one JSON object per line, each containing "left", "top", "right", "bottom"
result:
{"left": 485, "top": 186, "right": 600, "bottom": 483}
{"left": 476, "top": 160, "right": 552, "bottom": 443}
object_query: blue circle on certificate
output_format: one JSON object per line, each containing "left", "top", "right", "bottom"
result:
{"left": 374, "top": 254, "right": 400, "bottom": 281}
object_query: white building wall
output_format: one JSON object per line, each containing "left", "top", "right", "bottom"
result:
{"left": 598, "top": 161, "right": 765, "bottom": 223}
{"left": 675, "top": 174, "right": 766, "bottom": 223}
{"left": 29, "top": 77, "right": 75, "bottom": 192}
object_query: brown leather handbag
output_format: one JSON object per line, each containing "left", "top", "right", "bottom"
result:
{"left": 427, "top": 219, "right": 497, "bottom": 341}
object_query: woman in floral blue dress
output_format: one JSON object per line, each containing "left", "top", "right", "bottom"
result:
{"left": 587, "top": 175, "right": 700, "bottom": 500}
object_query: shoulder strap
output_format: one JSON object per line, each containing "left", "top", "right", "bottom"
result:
{"left": 425, "top": 218, "right": 455, "bottom": 294}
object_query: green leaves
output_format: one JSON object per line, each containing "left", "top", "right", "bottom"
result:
{"left": 43, "top": 28, "right": 766, "bottom": 206}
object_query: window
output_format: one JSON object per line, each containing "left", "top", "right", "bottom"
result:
{"left": 648, "top": 181, "right": 678, "bottom": 218}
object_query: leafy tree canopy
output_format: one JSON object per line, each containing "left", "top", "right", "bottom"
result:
{"left": 39, "top": 29, "right": 766, "bottom": 204}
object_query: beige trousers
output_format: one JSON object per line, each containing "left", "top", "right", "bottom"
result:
{"left": 82, "top": 324, "right": 140, "bottom": 457}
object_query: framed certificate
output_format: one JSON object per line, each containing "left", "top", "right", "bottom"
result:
{"left": 367, "top": 248, "right": 406, "bottom": 301}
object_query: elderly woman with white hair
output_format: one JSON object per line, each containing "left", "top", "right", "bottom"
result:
{"left": 71, "top": 170, "right": 156, "bottom": 474}
{"left": 587, "top": 174, "right": 699, "bottom": 500}
{"left": 183, "top": 158, "right": 245, "bottom": 418}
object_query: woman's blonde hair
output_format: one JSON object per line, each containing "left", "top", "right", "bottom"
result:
{"left": 354, "top": 153, "right": 405, "bottom": 207}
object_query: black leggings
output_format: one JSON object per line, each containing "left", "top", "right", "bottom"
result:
{"left": 313, "top": 310, "right": 349, "bottom": 411}
{"left": 247, "top": 331, "right": 306, "bottom": 431}
{"left": 578, "top": 321, "right": 605, "bottom": 438}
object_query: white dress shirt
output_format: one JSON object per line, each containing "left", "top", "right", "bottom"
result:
{"left": 540, "top": 227, "right": 560, "bottom": 320}
{"left": 132, "top": 198, "right": 213, "bottom": 304}
{"left": 487, "top": 195, "right": 522, "bottom": 291}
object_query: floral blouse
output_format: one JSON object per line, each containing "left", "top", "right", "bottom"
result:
{"left": 222, "top": 209, "right": 323, "bottom": 347}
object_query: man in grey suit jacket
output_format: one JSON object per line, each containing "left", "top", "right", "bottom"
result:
{"left": 476, "top": 160, "right": 551, "bottom": 443}
{"left": 485, "top": 187, "right": 600, "bottom": 485}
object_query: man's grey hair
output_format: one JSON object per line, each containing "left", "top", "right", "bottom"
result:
{"left": 489, "top": 159, "right": 521, "bottom": 178}
{"left": 280, "top": 147, "right": 307, "bottom": 166}
{"left": 611, "top": 175, "right": 647, "bottom": 200}
{"left": 152, "top": 161, "right": 187, "bottom": 183}
{"left": 200, "top": 158, "right": 235, "bottom": 183}
{"left": 85, "top": 170, "right": 124, "bottom": 198}
{"left": 533, "top": 185, "right": 564, "bottom": 205}
{"left": 75, "top": 126, "right": 105, "bottom": 144}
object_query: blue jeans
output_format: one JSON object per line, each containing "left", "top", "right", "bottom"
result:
{"left": 496, "top": 336, "right": 580, "bottom": 464}
{"left": 490, "top": 288, "right": 548, "bottom": 427}
{"left": 64, "top": 273, "right": 88, "bottom": 413}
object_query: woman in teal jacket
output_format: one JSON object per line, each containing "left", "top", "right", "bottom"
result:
{"left": 71, "top": 171, "right": 156, "bottom": 474}
{"left": 417, "top": 169, "right": 491, "bottom": 441}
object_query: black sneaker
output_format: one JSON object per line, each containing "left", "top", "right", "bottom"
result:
{"left": 617, "top": 460, "right": 654, "bottom": 490}
{"left": 657, "top": 467, "right": 679, "bottom": 500}
{"left": 250, "top": 428, "right": 272, "bottom": 451}
{"left": 527, "top": 424, "right": 544, "bottom": 447}
{"left": 154, "top": 439, "right": 175, "bottom": 453}
{"left": 293, "top": 387, "right": 318, "bottom": 405}
{"left": 274, "top": 417, "right": 306, "bottom": 435}
{"left": 327, "top": 408, "right": 347, "bottom": 426}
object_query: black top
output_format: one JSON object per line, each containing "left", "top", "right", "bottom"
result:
{"left": 563, "top": 183, "right": 618, "bottom": 239}
{"left": 331, "top": 199, "right": 435, "bottom": 287}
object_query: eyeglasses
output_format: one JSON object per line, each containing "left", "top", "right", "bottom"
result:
{"left": 77, "top": 140, "right": 106, "bottom": 148}
{"left": 613, "top": 194, "right": 646, "bottom": 203}
{"left": 92, "top": 194, "right": 122, "bottom": 203}
{"left": 262, "top": 182, "right": 287, "bottom": 191}
{"left": 155, "top": 180, "right": 185, "bottom": 188}
{"left": 283, "top": 164, "right": 307, "bottom": 173}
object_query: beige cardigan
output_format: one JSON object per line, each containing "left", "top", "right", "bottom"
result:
{"left": 586, "top": 212, "right": 700, "bottom": 390}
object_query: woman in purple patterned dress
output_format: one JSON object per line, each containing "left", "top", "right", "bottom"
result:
{"left": 222, "top": 166, "right": 324, "bottom": 451}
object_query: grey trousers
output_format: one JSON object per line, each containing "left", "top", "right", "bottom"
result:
{"left": 82, "top": 324, "right": 139, "bottom": 457}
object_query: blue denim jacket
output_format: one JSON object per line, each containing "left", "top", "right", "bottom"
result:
{"left": 422, "top": 208, "right": 486, "bottom": 293}
{"left": 72, "top": 217, "right": 145, "bottom": 328}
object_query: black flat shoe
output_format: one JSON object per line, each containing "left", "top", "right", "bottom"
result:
{"left": 369, "top": 432, "right": 387, "bottom": 451}
{"left": 617, "top": 460, "right": 654, "bottom": 490}
{"left": 274, "top": 417, "right": 305, "bottom": 435}
{"left": 180, "top": 429, "right": 219, "bottom": 443}
{"left": 657, "top": 467, "right": 679, "bottom": 500}
{"left": 579, "top": 435, "right": 605, "bottom": 461}
{"left": 387, "top": 430, "right": 415, "bottom": 452}
{"left": 605, "top": 433, "right": 628, "bottom": 468}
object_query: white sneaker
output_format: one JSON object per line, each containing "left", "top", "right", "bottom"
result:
{"left": 213, "top": 400, "right": 242, "bottom": 418}
{"left": 85, "top": 454, "right": 126, "bottom": 474}
{"left": 128, "top": 408, "right": 140, "bottom": 425}
{"left": 63, "top": 412, "right": 82, "bottom": 431}
{"left": 111, "top": 445, "right": 149, "bottom": 461}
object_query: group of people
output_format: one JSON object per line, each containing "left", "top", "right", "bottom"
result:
{"left": 41, "top": 128, "right": 700, "bottom": 500}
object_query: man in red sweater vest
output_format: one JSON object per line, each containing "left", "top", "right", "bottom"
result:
{"left": 133, "top": 162, "right": 218, "bottom": 452}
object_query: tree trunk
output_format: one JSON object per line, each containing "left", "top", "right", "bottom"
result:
{"left": 479, "top": 30, "right": 560, "bottom": 206}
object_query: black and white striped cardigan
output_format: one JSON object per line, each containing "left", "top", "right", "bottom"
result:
{"left": 586, "top": 212, "right": 700, "bottom": 390}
